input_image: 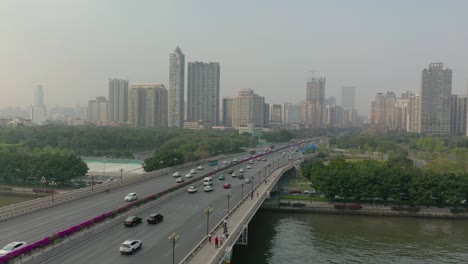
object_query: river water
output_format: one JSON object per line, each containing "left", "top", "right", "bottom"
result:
{"left": 232, "top": 211, "right": 468, "bottom": 264}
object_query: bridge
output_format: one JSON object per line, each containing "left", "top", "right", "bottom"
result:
{"left": 0, "top": 140, "right": 314, "bottom": 264}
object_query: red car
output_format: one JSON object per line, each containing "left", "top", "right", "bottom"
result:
{"left": 223, "top": 183, "right": 231, "bottom": 189}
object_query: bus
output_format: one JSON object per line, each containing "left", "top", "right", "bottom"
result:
{"left": 208, "top": 159, "right": 218, "bottom": 166}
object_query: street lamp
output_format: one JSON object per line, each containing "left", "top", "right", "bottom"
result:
{"left": 91, "top": 175, "right": 94, "bottom": 192}
{"left": 226, "top": 192, "right": 232, "bottom": 215}
{"left": 119, "top": 168, "right": 124, "bottom": 184}
{"left": 49, "top": 180, "right": 57, "bottom": 202}
{"left": 241, "top": 182, "right": 244, "bottom": 198}
{"left": 251, "top": 176, "right": 254, "bottom": 193}
{"left": 168, "top": 232, "right": 180, "bottom": 264}
{"left": 204, "top": 207, "right": 214, "bottom": 237}
{"left": 159, "top": 160, "right": 164, "bottom": 169}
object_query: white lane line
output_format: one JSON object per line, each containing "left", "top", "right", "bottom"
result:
{"left": 164, "top": 243, "right": 180, "bottom": 256}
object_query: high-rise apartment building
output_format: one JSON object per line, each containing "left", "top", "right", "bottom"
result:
{"left": 128, "top": 84, "right": 168, "bottom": 128}
{"left": 108, "top": 78, "right": 129, "bottom": 123}
{"left": 306, "top": 77, "right": 326, "bottom": 105}
{"left": 418, "top": 63, "right": 452, "bottom": 135}
{"left": 87, "top": 96, "right": 108, "bottom": 122}
{"left": 231, "top": 89, "right": 265, "bottom": 129}
{"left": 370, "top": 92, "right": 396, "bottom": 130}
{"left": 187, "top": 62, "right": 220, "bottom": 126}
{"left": 450, "top": 95, "right": 468, "bottom": 135}
{"left": 341, "top": 86, "right": 356, "bottom": 109}
{"left": 32, "top": 85, "right": 47, "bottom": 125}
{"left": 282, "top": 103, "right": 301, "bottom": 124}
{"left": 269, "top": 104, "right": 283, "bottom": 125}
{"left": 168, "top": 46, "right": 185, "bottom": 128}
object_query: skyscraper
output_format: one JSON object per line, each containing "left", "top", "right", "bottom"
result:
{"left": 169, "top": 46, "right": 185, "bottom": 128}
{"left": 222, "top": 97, "right": 234, "bottom": 127}
{"left": 418, "top": 63, "right": 452, "bottom": 135}
{"left": 128, "top": 84, "right": 168, "bottom": 128}
{"left": 87, "top": 96, "right": 108, "bottom": 122}
{"left": 370, "top": 92, "right": 396, "bottom": 130}
{"left": 32, "top": 85, "right": 47, "bottom": 125}
{"left": 231, "top": 89, "right": 265, "bottom": 128}
{"left": 108, "top": 78, "right": 129, "bottom": 122}
{"left": 187, "top": 62, "right": 220, "bottom": 126}
{"left": 341, "top": 86, "right": 356, "bottom": 109}
{"left": 306, "top": 77, "right": 326, "bottom": 105}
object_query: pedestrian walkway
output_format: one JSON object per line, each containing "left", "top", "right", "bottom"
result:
{"left": 184, "top": 162, "right": 295, "bottom": 264}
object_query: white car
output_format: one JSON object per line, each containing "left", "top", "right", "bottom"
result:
{"left": 232, "top": 172, "right": 238, "bottom": 177}
{"left": 239, "top": 168, "right": 245, "bottom": 173}
{"left": 190, "top": 169, "right": 197, "bottom": 174}
{"left": 176, "top": 177, "right": 185, "bottom": 183}
{"left": 188, "top": 186, "right": 198, "bottom": 193}
{"left": 249, "top": 160, "right": 254, "bottom": 164}
{"left": 172, "top": 171, "right": 181, "bottom": 178}
{"left": 0, "top": 242, "right": 27, "bottom": 256}
{"left": 203, "top": 185, "right": 213, "bottom": 192}
{"left": 197, "top": 165, "right": 204, "bottom": 170}
{"left": 185, "top": 173, "right": 193, "bottom": 178}
{"left": 246, "top": 165, "right": 252, "bottom": 169}
{"left": 124, "top": 193, "right": 138, "bottom": 202}
{"left": 223, "top": 160, "right": 228, "bottom": 164}
{"left": 119, "top": 240, "right": 142, "bottom": 254}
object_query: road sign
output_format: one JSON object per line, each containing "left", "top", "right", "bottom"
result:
{"left": 40, "top": 176, "right": 46, "bottom": 184}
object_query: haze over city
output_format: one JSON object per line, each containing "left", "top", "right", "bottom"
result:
{"left": 2, "top": 0, "right": 468, "bottom": 115}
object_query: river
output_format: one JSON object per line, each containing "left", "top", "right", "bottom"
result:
{"left": 232, "top": 211, "right": 468, "bottom": 264}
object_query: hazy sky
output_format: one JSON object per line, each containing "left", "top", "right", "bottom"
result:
{"left": 2, "top": 0, "right": 468, "bottom": 115}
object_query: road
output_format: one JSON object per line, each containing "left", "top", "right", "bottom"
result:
{"left": 43, "top": 150, "right": 293, "bottom": 264}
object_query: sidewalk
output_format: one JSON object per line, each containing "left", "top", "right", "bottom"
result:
{"left": 186, "top": 164, "right": 292, "bottom": 264}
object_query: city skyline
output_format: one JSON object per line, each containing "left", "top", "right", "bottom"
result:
{"left": 2, "top": 1, "right": 468, "bottom": 116}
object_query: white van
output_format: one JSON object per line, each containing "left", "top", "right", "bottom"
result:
{"left": 203, "top": 177, "right": 213, "bottom": 186}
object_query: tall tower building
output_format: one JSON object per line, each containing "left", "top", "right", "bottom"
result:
{"left": 231, "top": 89, "right": 265, "bottom": 129}
{"left": 128, "top": 84, "right": 168, "bottom": 128}
{"left": 341, "top": 86, "right": 356, "bottom": 109}
{"left": 370, "top": 92, "right": 396, "bottom": 130}
{"left": 32, "top": 85, "right": 47, "bottom": 125}
{"left": 169, "top": 46, "right": 185, "bottom": 128}
{"left": 306, "top": 77, "right": 326, "bottom": 105}
{"left": 87, "top": 96, "right": 108, "bottom": 122}
{"left": 222, "top": 97, "right": 234, "bottom": 127}
{"left": 187, "top": 62, "right": 220, "bottom": 126}
{"left": 108, "top": 78, "right": 129, "bottom": 122}
{"left": 418, "top": 63, "right": 452, "bottom": 135}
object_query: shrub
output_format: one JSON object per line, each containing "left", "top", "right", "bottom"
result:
{"left": 334, "top": 204, "right": 347, "bottom": 209}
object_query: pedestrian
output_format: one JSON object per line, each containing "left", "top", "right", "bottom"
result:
{"left": 223, "top": 219, "right": 227, "bottom": 228}
{"left": 214, "top": 236, "right": 219, "bottom": 248}
{"left": 257, "top": 191, "right": 259, "bottom": 198}
{"left": 251, "top": 192, "right": 253, "bottom": 199}
{"left": 208, "top": 233, "right": 212, "bottom": 243}
{"left": 220, "top": 234, "right": 225, "bottom": 246}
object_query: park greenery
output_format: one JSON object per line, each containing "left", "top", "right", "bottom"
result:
{"left": 0, "top": 144, "right": 88, "bottom": 185}
{"left": 302, "top": 156, "right": 468, "bottom": 207}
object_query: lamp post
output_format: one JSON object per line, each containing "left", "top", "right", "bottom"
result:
{"left": 49, "top": 180, "right": 57, "bottom": 202}
{"left": 159, "top": 160, "right": 164, "bottom": 169}
{"left": 119, "top": 168, "right": 124, "bottom": 184}
{"left": 91, "top": 175, "right": 94, "bottom": 192}
{"left": 168, "top": 232, "right": 180, "bottom": 264}
{"left": 241, "top": 182, "right": 244, "bottom": 198}
{"left": 226, "top": 192, "right": 232, "bottom": 215}
{"left": 251, "top": 176, "right": 254, "bottom": 193}
{"left": 204, "top": 207, "right": 213, "bottom": 237}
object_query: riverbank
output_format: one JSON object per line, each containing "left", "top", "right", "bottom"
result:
{"left": 261, "top": 200, "right": 468, "bottom": 219}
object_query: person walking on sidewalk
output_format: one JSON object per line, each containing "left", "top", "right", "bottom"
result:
{"left": 220, "top": 233, "right": 225, "bottom": 246}
{"left": 208, "top": 232, "right": 212, "bottom": 243}
{"left": 215, "top": 236, "right": 219, "bottom": 248}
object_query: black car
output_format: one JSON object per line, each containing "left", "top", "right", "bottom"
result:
{"left": 227, "top": 169, "right": 234, "bottom": 174}
{"left": 147, "top": 214, "right": 164, "bottom": 224}
{"left": 124, "top": 216, "right": 142, "bottom": 227}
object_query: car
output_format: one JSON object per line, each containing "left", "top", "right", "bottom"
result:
{"left": 147, "top": 214, "right": 164, "bottom": 224}
{"left": 223, "top": 183, "right": 231, "bottom": 189}
{"left": 267, "top": 162, "right": 271, "bottom": 167}
{"left": 197, "top": 165, "right": 204, "bottom": 170}
{"left": 233, "top": 159, "right": 238, "bottom": 163}
{"left": 0, "top": 242, "right": 27, "bottom": 256}
{"left": 204, "top": 185, "right": 213, "bottom": 192}
{"left": 223, "top": 160, "right": 228, "bottom": 164}
{"left": 227, "top": 169, "right": 234, "bottom": 174}
{"left": 257, "top": 157, "right": 261, "bottom": 161}
{"left": 124, "top": 193, "right": 138, "bottom": 202}
{"left": 263, "top": 158, "right": 267, "bottom": 161}
{"left": 237, "top": 174, "right": 244, "bottom": 179}
{"left": 246, "top": 165, "right": 252, "bottom": 169}
{"left": 232, "top": 172, "right": 238, "bottom": 177}
{"left": 176, "top": 177, "right": 185, "bottom": 183}
{"left": 218, "top": 174, "right": 226, "bottom": 180}
{"left": 190, "top": 169, "right": 197, "bottom": 174}
{"left": 172, "top": 171, "right": 181, "bottom": 177}
{"left": 244, "top": 178, "right": 251, "bottom": 184}
{"left": 185, "top": 173, "right": 193, "bottom": 178}
{"left": 124, "top": 216, "right": 142, "bottom": 227}
{"left": 188, "top": 186, "right": 198, "bottom": 193}
{"left": 119, "top": 240, "right": 142, "bottom": 254}
{"left": 249, "top": 160, "right": 254, "bottom": 164}
{"left": 239, "top": 168, "right": 245, "bottom": 173}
